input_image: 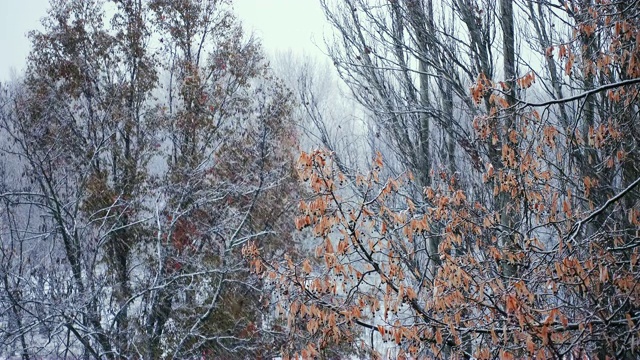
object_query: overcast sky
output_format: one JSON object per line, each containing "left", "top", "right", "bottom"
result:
{"left": 0, "top": 0, "right": 328, "bottom": 81}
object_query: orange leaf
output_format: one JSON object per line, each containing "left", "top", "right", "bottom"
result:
{"left": 562, "top": 200, "right": 571, "bottom": 216}
{"left": 302, "top": 259, "right": 312, "bottom": 274}
{"left": 435, "top": 328, "right": 443, "bottom": 344}
{"left": 545, "top": 46, "right": 554, "bottom": 57}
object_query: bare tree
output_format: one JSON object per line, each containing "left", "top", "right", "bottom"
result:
{"left": 248, "top": 0, "right": 640, "bottom": 358}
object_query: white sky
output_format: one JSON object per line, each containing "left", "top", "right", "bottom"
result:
{"left": 0, "top": 0, "right": 329, "bottom": 81}
{"left": 0, "top": 0, "right": 49, "bottom": 80}
{"left": 234, "top": 0, "right": 329, "bottom": 59}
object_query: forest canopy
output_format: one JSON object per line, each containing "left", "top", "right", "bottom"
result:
{"left": 1, "top": 0, "right": 640, "bottom": 359}
{"left": 1, "top": 0, "right": 300, "bottom": 358}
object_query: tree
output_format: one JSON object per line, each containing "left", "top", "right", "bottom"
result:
{"left": 0, "top": 0, "right": 300, "bottom": 358}
{"left": 247, "top": 0, "right": 640, "bottom": 358}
